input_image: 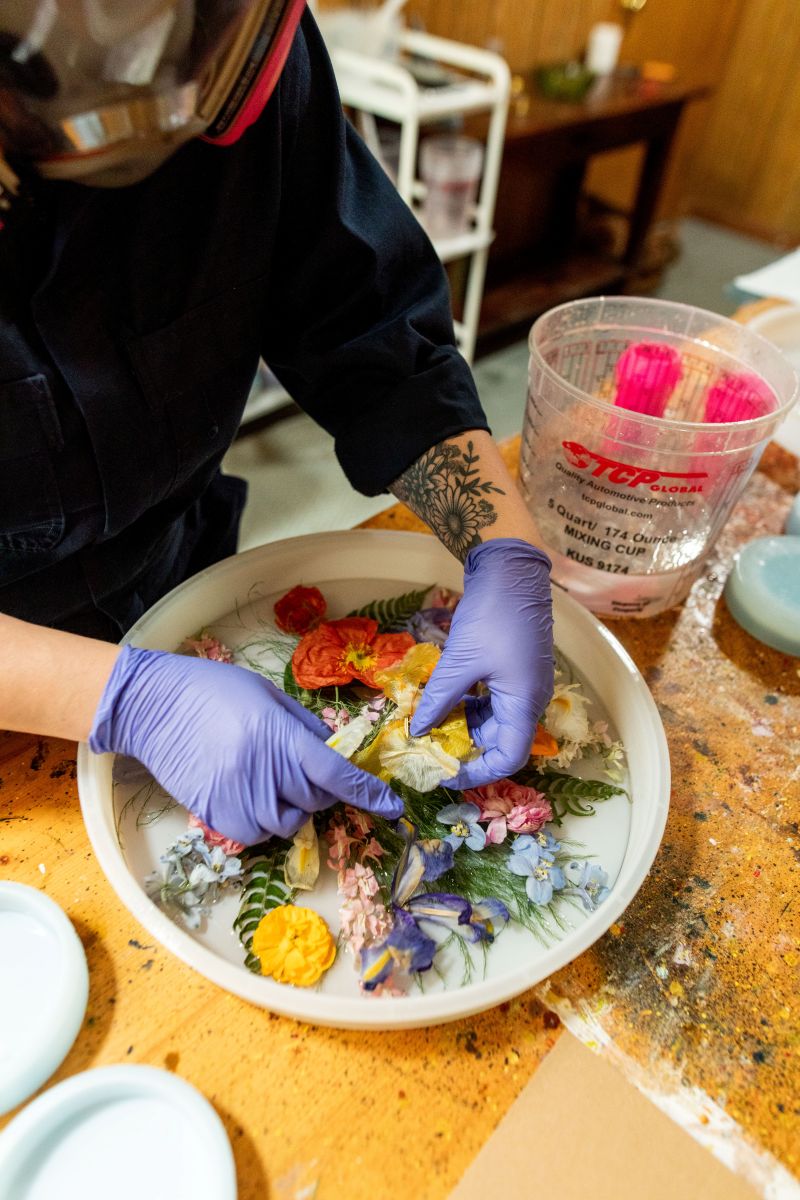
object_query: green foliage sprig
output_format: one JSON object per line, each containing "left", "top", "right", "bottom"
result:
{"left": 347, "top": 586, "right": 432, "bottom": 631}
{"left": 234, "top": 843, "right": 295, "bottom": 975}
{"left": 515, "top": 765, "right": 628, "bottom": 824}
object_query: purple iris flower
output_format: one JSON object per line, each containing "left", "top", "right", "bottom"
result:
{"left": 405, "top": 607, "right": 453, "bottom": 647}
{"left": 360, "top": 908, "right": 436, "bottom": 990}
{"left": 437, "top": 802, "right": 486, "bottom": 852}
{"left": 393, "top": 818, "right": 455, "bottom": 906}
{"left": 407, "top": 892, "right": 509, "bottom": 943}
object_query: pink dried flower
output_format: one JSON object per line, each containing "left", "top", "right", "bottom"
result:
{"left": 187, "top": 814, "right": 245, "bottom": 856}
{"left": 339, "top": 894, "right": 392, "bottom": 956}
{"left": 320, "top": 706, "right": 351, "bottom": 733}
{"left": 428, "top": 587, "right": 460, "bottom": 611}
{"left": 325, "top": 821, "right": 358, "bottom": 869}
{"left": 344, "top": 806, "right": 374, "bottom": 837}
{"left": 362, "top": 695, "right": 387, "bottom": 723}
{"left": 360, "top": 836, "right": 385, "bottom": 863}
{"left": 183, "top": 632, "right": 233, "bottom": 663}
{"left": 465, "top": 780, "right": 553, "bottom": 846}
{"left": 340, "top": 863, "right": 381, "bottom": 901}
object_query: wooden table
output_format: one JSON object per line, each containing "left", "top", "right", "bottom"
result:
{"left": 477, "top": 75, "right": 708, "bottom": 345}
{"left": 1, "top": 439, "right": 798, "bottom": 1199}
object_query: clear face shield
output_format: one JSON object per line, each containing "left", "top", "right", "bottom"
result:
{"left": 0, "top": 0, "right": 305, "bottom": 186}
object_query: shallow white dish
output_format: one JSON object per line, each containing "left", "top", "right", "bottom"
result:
{"left": 0, "top": 883, "right": 88, "bottom": 1115}
{"left": 746, "top": 305, "right": 800, "bottom": 455}
{"left": 0, "top": 1065, "right": 236, "bottom": 1200}
{"left": 78, "top": 530, "right": 670, "bottom": 1030}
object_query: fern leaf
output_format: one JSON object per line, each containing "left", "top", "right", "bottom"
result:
{"left": 347, "top": 586, "right": 432, "bottom": 632}
{"left": 516, "top": 767, "right": 627, "bottom": 822}
{"left": 234, "top": 844, "right": 294, "bottom": 975}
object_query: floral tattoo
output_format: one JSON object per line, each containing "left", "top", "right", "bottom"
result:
{"left": 391, "top": 440, "right": 505, "bottom": 561}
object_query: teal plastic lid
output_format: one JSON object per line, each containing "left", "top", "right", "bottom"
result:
{"left": 786, "top": 494, "right": 800, "bottom": 536}
{"left": 724, "top": 536, "right": 800, "bottom": 656}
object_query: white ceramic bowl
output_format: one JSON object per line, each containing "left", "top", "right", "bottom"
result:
{"left": 78, "top": 530, "right": 670, "bottom": 1029}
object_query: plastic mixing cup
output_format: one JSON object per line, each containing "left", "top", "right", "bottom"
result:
{"left": 521, "top": 296, "right": 799, "bottom": 617}
{"left": 419, "top": 136, "right": 484, "bottom": 239}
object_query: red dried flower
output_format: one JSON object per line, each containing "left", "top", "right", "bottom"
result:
{"left": 274, "top": 584, "right": 327, "bottom": 635}
{"left": 292, "top": 617, "right": 415, "bottom": 689}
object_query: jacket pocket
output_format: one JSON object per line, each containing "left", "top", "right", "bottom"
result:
{"left": 0, "top": 373, "right": 65, "bottom": 555}
{"left": 126, "top": 276, "right": 266, "bottom": 493}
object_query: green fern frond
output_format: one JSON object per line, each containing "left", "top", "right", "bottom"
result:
{"left": 234, "top": 843, "right": 295, "bottom": 974}
{"left": 347, "top": 586, "right": 432, "bottom": 631}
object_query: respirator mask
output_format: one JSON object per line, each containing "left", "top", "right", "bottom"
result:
{"left": 0, "top": 0, "right": 306, "bottom": 187}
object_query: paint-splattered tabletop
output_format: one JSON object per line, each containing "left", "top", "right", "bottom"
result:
{"left": 1, "top": 437, "right": 797, "bottom": 1199}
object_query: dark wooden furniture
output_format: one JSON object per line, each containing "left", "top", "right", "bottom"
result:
{"left": 475, "top": 74, "right": 708, "bottom": 348}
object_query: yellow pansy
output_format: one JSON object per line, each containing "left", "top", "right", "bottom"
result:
{"left": 252, "top": 905, "right": 336, "bottom": 987}
{"left": 374, "top": 642, "right": 441, "bottom": 715}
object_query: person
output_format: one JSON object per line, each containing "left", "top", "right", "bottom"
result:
{"left": 0, "top": 0, "right": 554, "bottom": 846}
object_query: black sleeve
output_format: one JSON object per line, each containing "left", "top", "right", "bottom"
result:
{"left": 261, "top": 11, "right": 490, "bottom": 496}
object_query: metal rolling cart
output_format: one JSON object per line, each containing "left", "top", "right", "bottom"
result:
{"left": 330, "top": 30, "right": 510, "bottom": 364}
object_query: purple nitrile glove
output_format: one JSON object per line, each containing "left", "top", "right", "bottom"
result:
{"left": 409, "top": 539, "right": 554, "bottom": 790}
{"left": 89, "top": 647, "right": 403, "bottom": 845}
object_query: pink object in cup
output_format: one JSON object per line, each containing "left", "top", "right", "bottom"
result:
{"left": 614, "top": 342, "right": 683, "bottom": 417}
{"left": 703, "top": 371, "right": 776, "bottom": 423}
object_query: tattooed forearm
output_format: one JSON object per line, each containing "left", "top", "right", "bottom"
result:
{"left": 390, "top": 439, "right": 505, "bottom": 561}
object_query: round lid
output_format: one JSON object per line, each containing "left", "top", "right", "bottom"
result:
{"left": 724, "top": 536, "right": 800, "bottom": 656}
{"left": 786, "top": 494, "right": 800, "bottom": 536}
{"left": 0, "top": 1065, "right": 237, "bottom": 1199}
{"left": 0, "top": 883, "right": 89, "bottom": 1115}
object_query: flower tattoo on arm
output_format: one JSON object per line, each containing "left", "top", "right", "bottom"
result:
{"left": 390, "top": 440, "right": 505, "bottom": 561}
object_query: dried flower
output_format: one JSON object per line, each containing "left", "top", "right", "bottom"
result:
{"left": 465, "top": 780, "right": 553, "bottom": 846}
{"left": 145, "top": 827, "right": 243, "bottom": 929}
{"left": 375, "top": 720, "right": 461, "bottom": 792}
{"left": 273, "top": 584, "right": 327, "bottom": 635}
{"left": 508, "top": 836, "right": 566, "bottom": 906}
{"left": 374, "top": 641, "right": 441, "bottom": 714}
{"left": 320, "top": 706, "right": 350, "bottom": 733}
{"left": 405, "top": 607, "right": 453, "bottom": 648}
{"left": 292, "top": 617, "right": 414, "bottom": 689}
{"left": 251, "top": 905, "right": 336, "bottom": 986}
{"left": 325, "top": 712, "right": 374, "bottom": 759}
{"left": 436, "top": 802, "right": 486, "bottom": 852}
{"left": 565, "top": 861, "right": 610, "bottom": 911}
{"left": 187, "top": 814, "right": 246, "bottom": 857}
{"left": 284, "top": 818, "right": 320, "bottom": 891}
{"left": 360, "top": 908, "right": 436, "bottom": 991}
{"left": 182, "top": 631, "right": 233, "bottom": 663}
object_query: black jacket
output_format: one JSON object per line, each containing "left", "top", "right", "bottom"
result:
{"left": 0, "top": 12, "right": 487, "bottom": 637}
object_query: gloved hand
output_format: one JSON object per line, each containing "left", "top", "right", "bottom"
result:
{"left": 410, "top": 538, "right": 554, "bottom": 790}
{"left": 89, "top": 646, "right": 403, "bottom": 844}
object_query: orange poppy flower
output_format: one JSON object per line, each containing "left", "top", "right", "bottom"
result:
{"left": 291, "top": 617, "right": 415, "bottom": 689}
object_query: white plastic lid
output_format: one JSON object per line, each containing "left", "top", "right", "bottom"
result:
{"left": 0, "top": 1065, "right": 237, "bottom": 1200}
{"left": 0, "top": 883, "right": 89, "bottom": 1115}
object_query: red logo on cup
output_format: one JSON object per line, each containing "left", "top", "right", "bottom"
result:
{"left": 562, "top": 442, "right": 708, "bottom": 490}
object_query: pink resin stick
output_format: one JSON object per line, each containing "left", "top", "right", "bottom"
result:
{"left": 614, "top": 341, "right": 683, "bottom": 416}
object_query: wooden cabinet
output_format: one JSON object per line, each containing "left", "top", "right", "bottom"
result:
{"left": 472, "top": 76, "right": 706, "bottom": 346}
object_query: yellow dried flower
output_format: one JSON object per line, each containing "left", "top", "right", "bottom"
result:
{"left": 374, "top": 642, "right": 441, "bottom": 715}
{"left": 252, "top": 905, "right": 336, "bottom": 987}
{"left": 284, "top": 818, "right": 320, "bottom": 891}
{"left": 429, "top": 703, "right": 474, "bottom": 760}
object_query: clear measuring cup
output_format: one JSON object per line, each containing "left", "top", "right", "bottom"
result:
{"left": 521, "top": 297, "right": 799, "bottom": 617}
